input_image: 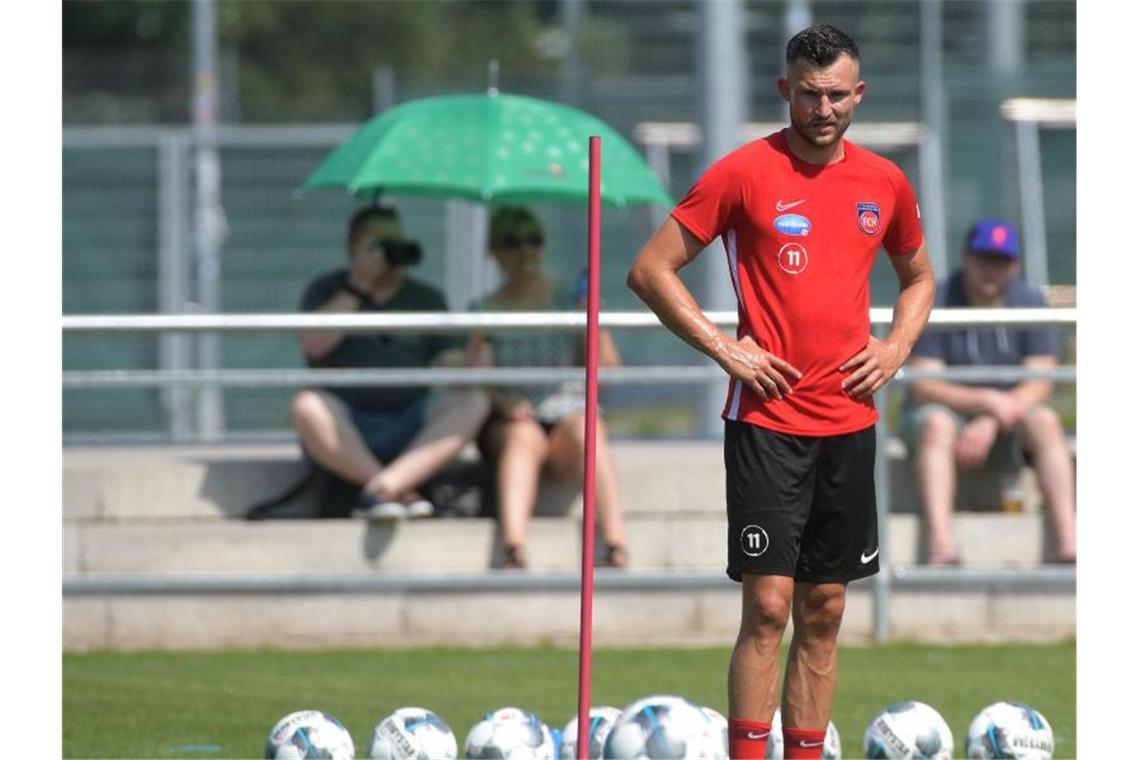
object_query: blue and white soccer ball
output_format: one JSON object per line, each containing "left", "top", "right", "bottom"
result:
{"left": 765, "top": 708, "right": 841, "bottom": 760}
{"left": 699, "top": 707, "right": 728, "bottom": 759}
{"left": 464, "top": 707, "right": 555, "bottom": 759}
{"left": 602, "top": 694, "right": 723, "bottom": 759}
{"left": 369, "top": 707, "right": 458, "bottom": 760}
{"left": 264, "top": 709, "right": 356, "bottom": 760}
{"left": 863, "top": 701, "right": 954, "bottom": 760}
{"left": 965, "top": 702, "right": 1054, "bottom": 759}
{"left": 560, "top": 706, "right": 623, "bottom": 759}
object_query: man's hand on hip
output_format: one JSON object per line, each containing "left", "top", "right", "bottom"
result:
{"left": 718, "top": 335, "right": 802, "bottom": 401}
{"left": 839, "top": 337, "right": 904, "bottom": 398}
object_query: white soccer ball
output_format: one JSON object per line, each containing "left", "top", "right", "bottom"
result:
{"left": 965, "top": 702, "right": 1054, "bottom": 759}
{"left": 765, "top": 708, "right": 841, "bottom": 760}
{"left": 265, "top": 709, "right": 356, "bottom": 760}
{"left": 369, "top": 706, "right": 458, "bottom": 760}
{"left": 560, "top": 706, "right": 623, "bottom": 759}
{"left": 464, "top": 707, "right": 555, "bottom": 759}
{"left": 863, "top": 701, "right": 954, "bottom": 760}
{"left": 699, "top": 707, "right": 728, "bottom": 759}
{"left": 603, "top": 694, "right": 722, "bottom": 759}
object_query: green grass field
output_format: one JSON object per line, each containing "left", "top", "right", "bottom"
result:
{"left": 63, "top": 642, "right": 1075, "bottom": 758}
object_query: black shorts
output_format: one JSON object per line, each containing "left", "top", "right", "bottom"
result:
{"left": 724, "top": 420, "right": 880, "bottom": 584}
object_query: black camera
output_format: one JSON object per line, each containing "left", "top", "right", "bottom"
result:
{"left": 374, "top": 238, "right": 423, "bottom": 267}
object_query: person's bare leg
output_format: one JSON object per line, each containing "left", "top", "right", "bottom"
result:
{"left": 729, "top": 574, "right": 794, "bottom": 721}
{"left": 491, "top": 418, "right": 549, "bottom": 549}
{"left": 914, "top": 408, "right": 960, "bottom": 563}
{"left": 781, "top": 582, "right": 846, "bottom": 730}
{"left": 547, "top": 413, "right": 628, "bottom": 553}
{"left": 365, "top": 388, "right": 490, "bottom": 499}
{"left": 290, "top": 389, "right": 383, "bottom": 486}
{"left": 1022, "top": 405, "right": 1077, "bottom": 561}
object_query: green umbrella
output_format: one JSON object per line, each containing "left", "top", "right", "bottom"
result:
{"left": 302, "top": 92, "right": 672, "bottom": 208}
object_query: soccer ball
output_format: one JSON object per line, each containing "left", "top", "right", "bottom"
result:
{"left": 765, "top": 709, "right": 841, "bottom": 759}
{"left": 863, "top": 701, "right": 954, "bottom": 760}
{"left": 464, "top": 707, "right": 555, "bottom": 759}
{"left": 603, "top": 694, "right": 722, "bottom": 759}
{"left": 264, "top": 710, "right": 355, "bottom": 760}
{"left": 965, "top": 702, "right": 1054, "bottom": 759}
{"left": 560, "top": 707, "right": 623, "bottom": 759}
{"left": 699, "top": 707, "right": 728, "bottom": 759}
{"left": 369, "top": 707, "right": 458, "bottom": 759}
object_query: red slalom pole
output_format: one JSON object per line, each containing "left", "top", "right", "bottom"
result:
{"left": 576, "top": 135, "right": 601, "bottom": 759}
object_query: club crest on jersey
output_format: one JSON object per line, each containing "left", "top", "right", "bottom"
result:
{"left": 777, "top": 242, "right": 809, "bottom": 275}
{"left": 856, "top": 202, "right": 881, "bottom": 236}
{"left": 774, "top": 213, "right": 812, "bottom": 237}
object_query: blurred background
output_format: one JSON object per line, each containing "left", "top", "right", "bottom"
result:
{"left": 61, "top": 0, "right": 1075, "bottom": 445}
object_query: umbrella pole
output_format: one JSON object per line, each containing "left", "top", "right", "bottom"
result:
{"left": 576, "top": 135, "right": 601, "bottom": 758}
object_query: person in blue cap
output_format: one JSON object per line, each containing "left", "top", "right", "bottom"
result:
{"left": 904, "top": 218, "right": 1076, "bottom": 565}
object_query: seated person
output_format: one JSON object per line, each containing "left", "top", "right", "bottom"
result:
{"left": 904, "top": 218, "right": 1076, "bottom": 565}
{"left": 290, "top": 204, "right": 490, "bottom": 519}
{"left": 470, "top": 206, "right": 629, "bottom": 569}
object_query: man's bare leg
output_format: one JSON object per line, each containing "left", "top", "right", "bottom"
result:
{"left": 914, "top": 408, "right": 960, "bottom": 563}
{"left": 781, "top": 582, "right": 847, "bottom": 729}
{"left": 365, "top": 388, "right": 490, "bottom": 499}
{"left": 729, "top": 574, "right": 794, "bottom": 720}
{"left": 1022, "top": 405, "right": 1077, "bottom": 561}
{"left": 490, "top": 418, "right": 549, "bottom": 550}
{"left": 290, "top": 389, "right": 383, "bottom": 486}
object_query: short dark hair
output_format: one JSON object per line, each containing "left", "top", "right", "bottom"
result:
{"left": 347, "top": 205, "right": 401, "bottom": 248}
{"left": 489, "top": 205, "right": 543, "bottom": 246}
{"left": 785, "top": 24, "right": 860, "bottom": 67}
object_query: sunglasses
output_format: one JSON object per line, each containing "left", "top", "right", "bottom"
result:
{"left": 497, "top": 232, "right": 545, "bottom": 249}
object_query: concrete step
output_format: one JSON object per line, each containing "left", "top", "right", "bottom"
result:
{"left": 63, "top": 512, "right": 1053, "bottom": 576}
{"left": 63, "top": 441, "right": 1046, "bottom": 522}
{"left": 62, "top": 572, "right": 1075, "bottom": 651}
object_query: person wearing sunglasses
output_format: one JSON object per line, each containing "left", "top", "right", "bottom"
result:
{"left": 469, "top": 205, "right": 629, "bottom": 570}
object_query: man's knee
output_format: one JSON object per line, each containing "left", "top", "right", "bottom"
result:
{"left": 1023, "top": 405, "right": 1065, "bottom": 448}
{"left": 740, "top": 586, "right": 793, "bottom": 640}
{"left": 918, "top": 407, "right": 958, "bottom": 450}
{"left": 793, "top": 585, "right": 846, "bottom": 642}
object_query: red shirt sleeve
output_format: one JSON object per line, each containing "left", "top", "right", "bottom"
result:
{"left": 670, "top": 152, "right": 745, "bottom": 246}
{"left": 883, "top": 170, "right": 924, "bottom": 255}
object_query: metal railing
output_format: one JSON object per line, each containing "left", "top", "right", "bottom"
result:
{"left": 62, "top": 306, "right": 1077, "bottom": 640}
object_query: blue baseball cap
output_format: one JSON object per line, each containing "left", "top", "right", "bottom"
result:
{"left": 966, "top": 218, "right": 1020, "bottom": 258}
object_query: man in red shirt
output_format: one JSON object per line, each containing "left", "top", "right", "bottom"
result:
{"left": 628, "top": 24, "right": 935, "bottom": 760}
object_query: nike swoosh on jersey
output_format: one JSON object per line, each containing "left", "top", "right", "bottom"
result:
{"left": 775, "top": 199, "right": 806, "bottom": 211}
{"left": 860, "top": 548, "right": 880, "bottom": 564}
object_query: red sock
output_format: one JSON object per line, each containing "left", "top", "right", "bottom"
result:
{"left": 728, "top": 718, "right": 772, "bottom": 759}
{"left": 782, "top": 724, "right": 828, "bottom": 759}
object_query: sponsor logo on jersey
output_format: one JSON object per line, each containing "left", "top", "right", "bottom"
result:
{"left": 857, "top": 201, "right": 881, "bottom": 236}
{"left": 740, "top": 525, "right": 770, "bottom": 557}
{"left": 774, "top": 213, "right": 811, "bottom": 237}
{"left": 777, "top": 242, "right": 809, "bottom": 275}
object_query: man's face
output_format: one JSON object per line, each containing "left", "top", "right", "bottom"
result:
{"left": 778, "top": 54, "right": 865, "bottom": 149}
{"left": 350, "top": 217, "right": 403, "bottom": 281}
{"left": 962, "top": 251, "right": 1019, "bottom": 302}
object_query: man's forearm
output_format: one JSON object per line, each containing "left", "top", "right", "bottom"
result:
{"left": 885, "top": 275, "right": 935, "bottom": 359}
{"left": 910, "top": 379, "right": 999, "bottom": 414}
{"left": 299, "top": 290, "right": 363, "bottom": 360}
{"left": 628, "top": 266, "right": 731, "bottom": 366}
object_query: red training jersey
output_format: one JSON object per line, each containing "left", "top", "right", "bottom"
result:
{"left": 671, "top": 129, "right": 924, "bottom": 436}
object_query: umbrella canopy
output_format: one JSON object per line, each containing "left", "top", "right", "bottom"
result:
{"left": 302, "top": 93, "right": 672, "bottom": 208}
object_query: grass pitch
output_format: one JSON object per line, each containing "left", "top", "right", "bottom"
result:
{"left": 63, "top": 642, "right": 1075, "bottom": 758}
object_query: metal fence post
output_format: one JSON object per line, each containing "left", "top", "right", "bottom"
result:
{"left": 158, "top": 132, "right": 194, "bottom": 442}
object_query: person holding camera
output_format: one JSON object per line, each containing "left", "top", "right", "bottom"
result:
{"left": 290, "top": 205, "right": 490, "bottom": 519}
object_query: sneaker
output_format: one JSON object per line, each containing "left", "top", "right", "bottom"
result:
{"left": 499, "top": 544, "right": 527, "bottom": 570}
{"left": 404, "top": 498, "right": 435, "bottom": 519}
{"left": 352, "top": 491, "right": 407, "bottom": 521}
